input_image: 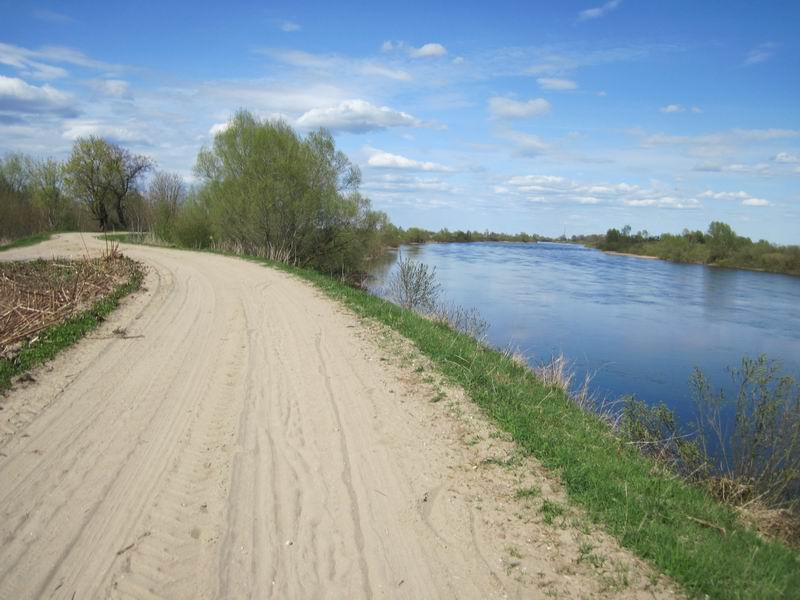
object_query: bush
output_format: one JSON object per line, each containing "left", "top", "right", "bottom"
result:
{"left": 386, "top": 257, "right": 441, "bottom": 312}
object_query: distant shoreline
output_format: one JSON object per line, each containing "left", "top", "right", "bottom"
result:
{"left": 602, "top": 250, "right": 660, "bottom": 260}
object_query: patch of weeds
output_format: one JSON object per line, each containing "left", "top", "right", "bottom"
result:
{"left": 577, "top": 541, "right": 606, "bottom": 569}
{"left": 515, "top": 485, "right": 541, "bottom": 500}
{"left": 540, "top": 499, "right": 566, "bottom": 525}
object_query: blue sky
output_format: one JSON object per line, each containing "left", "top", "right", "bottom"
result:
{"left": 1, "top": 1, "right": 799, "bottom": 242}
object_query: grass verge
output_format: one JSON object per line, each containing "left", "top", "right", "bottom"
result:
{"left": 0, "top": 233, "right": 52, "bottom": 253}
{"left": 0, "top": 258, "right": 143, "bottom": 392}
{"left": 108, "top": 233, "right": 800, "bottom": 599}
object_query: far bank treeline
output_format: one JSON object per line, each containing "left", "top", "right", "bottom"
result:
{"left": 593, "top": 223, "right": 800, "bottom": 276}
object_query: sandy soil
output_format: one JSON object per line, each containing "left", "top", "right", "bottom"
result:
{"left": 0, "top": 234, "right": 679, "bottom": 599}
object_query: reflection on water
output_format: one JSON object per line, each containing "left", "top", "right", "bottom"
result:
{"left": 367, "top": 242, "right": 800, "bottom": 423}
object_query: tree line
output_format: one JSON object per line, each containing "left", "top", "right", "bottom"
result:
{"left": 596, "top": 222, "right": 800, "bottom": 276}
{"left": 1, "top": 111, "right": 397, "bottom": 277}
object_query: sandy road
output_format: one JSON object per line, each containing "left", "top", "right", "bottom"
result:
{"left": 0, "top": 234, "right": 676, "bottom": 600}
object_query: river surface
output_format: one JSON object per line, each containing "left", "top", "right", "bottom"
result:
{"left": 368, "top": 242, "right": 800, "bottom": 422}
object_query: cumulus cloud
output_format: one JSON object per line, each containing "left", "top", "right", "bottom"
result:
{"left": 367, "top": 149, "right": 452, "bottom": 172}
{"left": 578, "top": 0, "right": 622, "bottom": 21}
{"left": 295, "top": 99, "right": 421, "bottom": 133}
{"left": 0, "top": 75, "right": 77, "bottom": 117}
{"left": 488, "top": 97, "right": 551, "bottom": 119}
{"left": 380, "top": 41, "right": 447, "bottom": 58}
{"left": 408, "top": 43, "right": 447, "bottom": 58}
{"left": 744, "top": 42, "right": 776, "bottom": 66}
{"left": 660, "top": 104, "right": 683, "bottom": 113}
{"left": 699, "top": 189, "right": 771, "bottom": 206}
{"left": 209, "top": 121, "right": 230, "bottom": 136}
{"left": 537, "top": 77, "right": 577, "bottom": 90}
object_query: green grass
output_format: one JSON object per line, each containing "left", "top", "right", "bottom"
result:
{"left": 0, "top": 233, "right": 52, "bottom": 252}
{"left": 106, "top": 233, "right": 800, "bottom": 599}
{"left": 0, "top": 260, "right": 143, "bottom": 392}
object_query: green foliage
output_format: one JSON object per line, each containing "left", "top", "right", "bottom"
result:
{"left": 0, "top": 153, "right": 86, "bottom": 241}
{"left": 596, "top": 221, "right": 800, "bottom": 275}
{"left": 188, "top": 110, "right": 385, "bottom": 275}
{"left": 64, "top": 136, "right": 151, "bottom": 230}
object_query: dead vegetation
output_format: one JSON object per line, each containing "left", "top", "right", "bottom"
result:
{"left": 0, "top": 254, "right": 138, "bottom": 355}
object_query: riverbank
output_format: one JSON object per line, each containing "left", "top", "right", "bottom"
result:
{"left": 107, "top": 231, "right": 800, "bottom": 599}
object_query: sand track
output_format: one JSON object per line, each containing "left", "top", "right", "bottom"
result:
{"left": 0, "top": 234, "right": 676, "bottom": 599}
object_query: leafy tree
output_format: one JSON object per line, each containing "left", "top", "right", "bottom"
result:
{"left": 707, "top": 221, "right": 738, "bottom": 262}
{"left": 65, "top": 137, "right": 152, "bottom": 230}
{"left": 194, "top": 110, "right": 383, "bottom": 274}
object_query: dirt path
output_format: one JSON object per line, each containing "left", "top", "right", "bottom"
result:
{"left": 0, "top": 234, "right": 678, "bottom": 599}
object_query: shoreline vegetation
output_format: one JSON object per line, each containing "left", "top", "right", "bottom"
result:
{"left": 590, "top": 224, "right": 800, "bottom": 276}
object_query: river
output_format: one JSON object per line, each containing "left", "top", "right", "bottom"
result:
{"left": 367, "top": 242, "right": 800, "bottom": 423}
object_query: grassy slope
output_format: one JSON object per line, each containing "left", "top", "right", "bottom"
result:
{"left": 107, "top": 234, "right": 800, "bottom": 599}
{"left": 0, "top": 233, "right": 52, "bottom": 253}
{"left": 0, "top": 260, "right": 143, "bottom": 391}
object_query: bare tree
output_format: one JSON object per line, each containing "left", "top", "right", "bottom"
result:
{"left": 148, "top": 171, "right": 185, "bottom": 239}
{"left": 386, "top": 257, "right": 441, "bottom": 312}
{"left": 107, "top": 144, "right": 152, "bottom": 229}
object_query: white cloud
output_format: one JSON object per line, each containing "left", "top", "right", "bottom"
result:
{"left": 209, "top": 122, "right": 230, "bottom": 136}
{"left": 578, "top": 0, "right": 622, "bottom": 21}
{"left": 61, "top": 120, "right": 150, "bottom": 143}
{"left": 362, "top": 172, "right": 459, "bottom": 196}
{"left": 278, "top": 20, "right": 301, "bottom": 32}
{"left": 380, "top": 41, "right": 448, "bottom": 59}
{"left": 742, "top": 198, "right": 771, "bottom": 206}
{"left": 0, "top": 42, "right": 123, "bottom": 80}
{"left": 408, "top": 43, "right": 448, "bottom": 58}
{"left": 295, "top": 99, "right": 421, "bottom": 133}
{"left": 502, "top": 174, "right": 703, "bottom": 209}
{"left": 536, "top": 77, "right": 577, "bottom": 90}
{"left": 367, "top": 149, "right": 452, "bottom": 172}
{"left": 744, "top": 42, "right": 776, "bottom": 66}
{"left": 488, "top": 97, "right": 551, "bottom": 119}
{"left": 700, "top": 189, "right": 771, "bottom": 206}
{"left": 693, "top": 163, "right": 771, "bottom": 175}
{"left": 0, "top": 75, "right": 76, "bottom": 116}
{"left": 660, "top": 104, "right": 684, "bottom": 113}
{"left": 773, "top": 152, "right": 800, "bottom": 164}
{"left": 691, "top": 106, "right": 703, "bottom": 113}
